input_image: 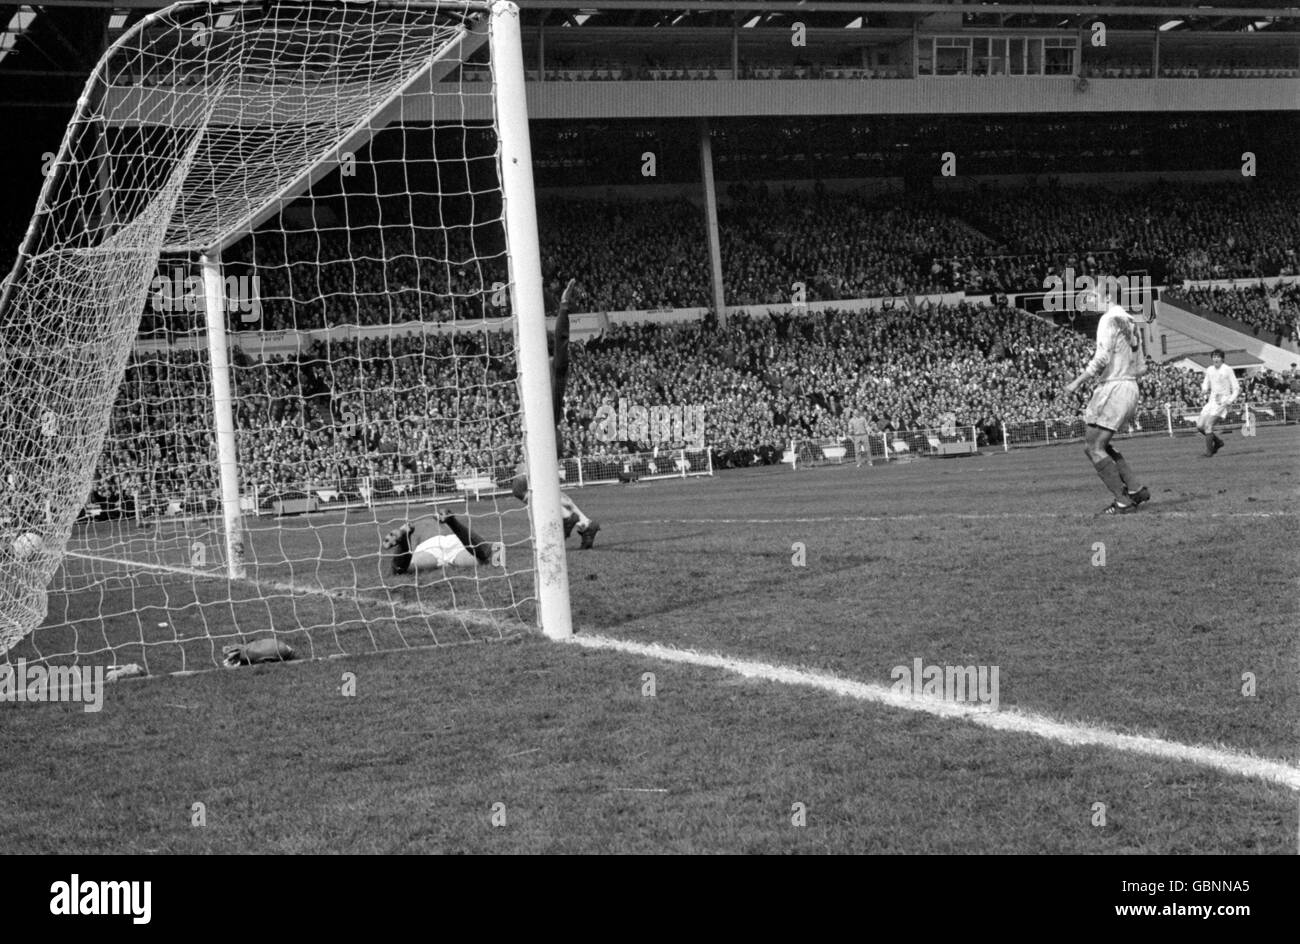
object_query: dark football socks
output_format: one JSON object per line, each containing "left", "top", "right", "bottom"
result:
{"left": 1091, "top": 456, "right": 1128, "bottom": 502}
{"left": 443, "top": 513, "right": 495, "bottom": 565}
{"left": 1105, "top": 445, "right": 1140, "bottom": 493}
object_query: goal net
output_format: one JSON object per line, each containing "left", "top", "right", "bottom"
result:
{"left": 0, "top": 0, "right": 571, "bottom": 676}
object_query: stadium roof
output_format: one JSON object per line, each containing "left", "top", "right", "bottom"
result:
{"left": 512, "top": 2, "right": 1300, "bottom": 32}
{"left": 14, "top": 1, "right": 1300, "bottom": 7}
{"left": 8, "top": 1, "right": 1300, "bottom": 25}
{"left": 0, "top": 0, "right": 1294, "bottom": 108}
{"left": 5, "top": 3, "right": 1296, "bottom": 66}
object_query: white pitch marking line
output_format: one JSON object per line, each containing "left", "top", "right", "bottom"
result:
{"left": 623, "top": 511, "right": 1294, "bottom": 525}
{"left": 566, "top": 634, "right": 1300, "bottom": 792}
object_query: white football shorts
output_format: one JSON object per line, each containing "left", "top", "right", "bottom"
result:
{"left": 413, "top": 532, "right": 474, "bottom": 569}
{"left": 1198, "top": 399, "right": 1228, "bottom": 425}
{"left": 1084, "top": 379, "right": 1139, "bottom": 432}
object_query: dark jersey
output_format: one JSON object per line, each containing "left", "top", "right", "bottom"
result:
{"left": 550, "top": 306, "right": 570, "bottom": 430}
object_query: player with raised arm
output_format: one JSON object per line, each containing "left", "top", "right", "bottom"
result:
{"left": 382, "top": 506, "right": 497, "bottom": 575}
{"left": 1063, "top": 287, "right": 1152, "bottom": 516}
{"left": 1196, "top": 349, "right": 1239, "bottom": 457}
{"left": 511, "top": 277, "right": 600, "bottom": 548}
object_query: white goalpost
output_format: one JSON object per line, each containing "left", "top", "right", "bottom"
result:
{"left": 0, "top": 0, "right": 570, "bottom": 675}
{"left": 200, "top": 253, "right": 247, "bottom": 582}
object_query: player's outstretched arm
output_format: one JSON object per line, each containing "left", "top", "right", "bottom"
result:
{"left": 551, "top": 278, "right": 577, "bottom": 431}
{"left": 1067, "top": 326, "right": 1112, "bottom": 395}
{"left": 553, "top": 278, "right": 575, "bottom": 369}
{"left": 557, "top": 277, "right": 577, "bottom": 319}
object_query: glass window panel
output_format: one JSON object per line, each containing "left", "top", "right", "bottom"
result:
{"left": 1045, "top": 44, "right": 1074, "bottom": 74}
{"left": 988, "top": 37, "right": 1007, "bottom": 75}
{"left": 1009, "top": 38, "right": 1026, "bottom": 75}
{"left": 917, "top": 39, "right": 934, "bottom": 76}
{"left": 936, "top": 45, "right": 969, "bottom": 75}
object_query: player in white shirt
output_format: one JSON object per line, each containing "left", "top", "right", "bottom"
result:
{"left": 1063, "top": 288, "right": 1152, "bottom": 516}
{"left": 1197, "top": 349, "right": 1239, "bottom": 457}
{"left": 382, "top": 507, "right": 497, "bottom": 574}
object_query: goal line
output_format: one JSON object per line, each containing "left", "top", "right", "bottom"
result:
{"left": 566, "top": 633, "right": 1300, "bottom": 792}
{"left": 620, "top": 510, "right": 1297, "bottom": 526}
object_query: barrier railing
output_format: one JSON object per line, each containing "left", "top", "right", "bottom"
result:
{"left": 83, "top": 396, "right": 1295, "bottom": 521}
{"left": 564, "top": 447, "right": 713, "bottom": 486}
{"left": 788, "top": 426, "right": 978, "bottom": 468}
{"left": 1001, "top": 399, "right": 1297, "bottom": 449}
{"left": 238, "top": 447, "right": 714, "bottom": 516}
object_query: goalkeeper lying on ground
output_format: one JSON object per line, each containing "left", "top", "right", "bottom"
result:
{"left": 382, "top": 507, "right": 497, "bottom": 574}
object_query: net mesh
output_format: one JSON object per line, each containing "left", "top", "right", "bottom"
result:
{"left": 0, "top": 1, "right": 539, "bottom": 673}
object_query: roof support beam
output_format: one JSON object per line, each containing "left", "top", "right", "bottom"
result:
{"left": 17, "top": 2, "right": 1300, "bottom": 18}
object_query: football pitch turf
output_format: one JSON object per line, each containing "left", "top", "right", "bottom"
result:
{"left": 3, "top": 425, "right": 1296, "bottom": 853}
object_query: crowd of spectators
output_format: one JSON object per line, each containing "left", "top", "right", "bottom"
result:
{"left": 943, "top": 181, "right": 1300, "bottom": 285}
{"left": 1168, "top": 282, "right": 1300, "bottom": 343}
{"left": 528, "top": 114, "right": 1295, "bottom": 188}
{"left": 95, "top": 331, "right": 526, "bottom": 510}
{"left": 719, "top": 186, "right": 994, "bottom": 302}
{"left": 177, "top": 181, "right": 1299, "bottom": 334}
{"left": 94, "top": 300, "right": 1249, "bottom": 505}
{"left": 94, "top": 350, "right": 222, "bottom": 514}
{"left": 216, "top": 226, "right": 510, "bottom": 332}
{"left": 538, "top": 199, "right": 712, "bottom": 310}
{"left": 89, "top": 178, "right": 1300, "bottom": 507}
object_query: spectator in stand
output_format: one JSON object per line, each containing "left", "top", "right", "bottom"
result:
{"left": 94, "top": 178, "right": 1300, "bottom": 504}
{"left": 100, "top": 299, "right": 1217, "bottom": 503}
{"left": 1169, "top": 283, "right": 1300, "bottom": 344}
{"left": 179, "top": 181, "right": 1298, "bottom": 333}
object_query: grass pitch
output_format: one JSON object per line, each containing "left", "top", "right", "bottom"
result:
{"left": 3, "top": 425, "right": 1297, "bottom": 853}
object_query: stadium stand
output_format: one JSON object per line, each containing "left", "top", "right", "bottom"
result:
{"left": 1169, "top": 283, "right": 1300, "bottom": 344}
{"left": 177, "top": 180, "right": 1300, "bottom": 325}
{"left": 96, "top": 296, "right": 1225, "bottom": 506}
{"left": 90, "top": 179, "right": 1300, "bottom": 507}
